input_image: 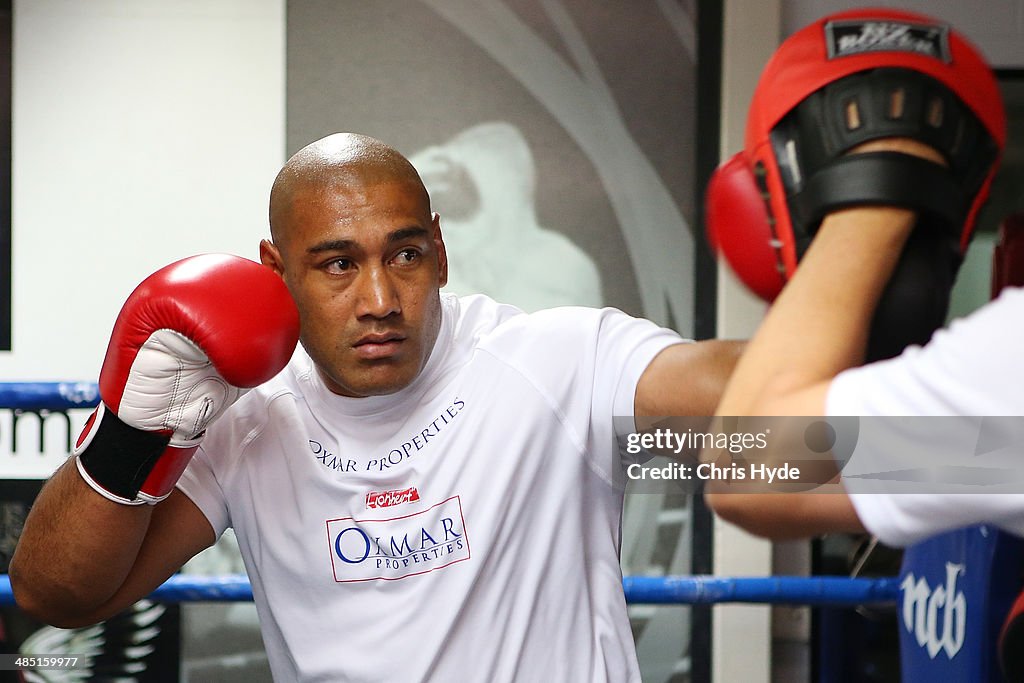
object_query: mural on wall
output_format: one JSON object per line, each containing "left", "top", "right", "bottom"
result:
{"left": 411, "top": 122, "right": 603, "bottom": 311}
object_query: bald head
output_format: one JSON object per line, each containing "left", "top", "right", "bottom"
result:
{"left": 269, "top": 133, "right": 430, "bottom": 244}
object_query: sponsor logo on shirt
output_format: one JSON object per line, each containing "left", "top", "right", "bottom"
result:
{"left": 309, "top": 439, "right": 356, "bottom": 473}
{"left": 366, "top": 487, "right": 421, "bottom": 509}
{"left": 308, "top": 397, "right": 466, "bottom": 474}
{"left": 900, "top": 562, "right": 966, "bottom": 659}
{"left": 327, "top": 495, "right": 470, "bottom": 582}
{"left": 367, "top": 398, "right": 466, "bottom": 472}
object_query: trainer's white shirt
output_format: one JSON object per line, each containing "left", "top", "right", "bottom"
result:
{"left": 178, "top": 294, "right": 683, "bottom": 682}
{"left": 827, "top": 286, "right": 1024, "bottom": 547}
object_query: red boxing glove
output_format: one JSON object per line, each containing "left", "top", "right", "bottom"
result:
{"left": 74, "top": 254, "right": 300, "bottom": 505}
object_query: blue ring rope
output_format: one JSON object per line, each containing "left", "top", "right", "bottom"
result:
{"left": 0, "top": 574, "right": 899, "bottom": 606}
{"left": 622, "top": 575, "right": 900, "bottom": 605}
{"left": 0, "top": 382, "right": 100, "bottom": 410}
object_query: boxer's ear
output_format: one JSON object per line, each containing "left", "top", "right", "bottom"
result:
{"left": 260, "top": 239, "right": 285, "bottom": 278}
{"left": 431, "top": 212, "right": 448, "bottom": 288}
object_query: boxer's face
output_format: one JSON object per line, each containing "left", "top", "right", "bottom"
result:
{"left": 262, "top": 179, "right": 448, "bottom": 397}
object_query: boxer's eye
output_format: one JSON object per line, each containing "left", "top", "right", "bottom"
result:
{"left": 324, "top": 258, "right": 353, "bottom": 274}
{"left": 392, "top": 249, "right": 420, "bottom": 266}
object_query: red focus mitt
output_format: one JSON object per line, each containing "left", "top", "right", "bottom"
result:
{"left": 707, "top": 8, "right": 1004, "bottom": 359}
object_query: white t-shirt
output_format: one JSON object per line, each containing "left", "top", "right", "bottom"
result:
{"left": 826, "top": 286, "right": 1024, "bottom": 547}
{"left": 178, "top": 293, "right": 683, "bottom": 682}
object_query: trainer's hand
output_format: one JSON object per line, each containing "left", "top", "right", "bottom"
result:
{"left": 75, "top": 254, "right": 300, "bottom": 505}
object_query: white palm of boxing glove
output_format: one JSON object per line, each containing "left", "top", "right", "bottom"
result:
{"left": 116, "top": 330, "right": 244, "bottom": 448}
{"left": 75, "top": 255, "right": 300, "bottom": 506}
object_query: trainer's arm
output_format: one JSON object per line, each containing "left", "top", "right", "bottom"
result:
{"left": 704, "top": 205, "right": 914, "bottom": 537}
{"left": 705, "top": 139, "right": 942, "bottom": 537}
{"left": 715, "top": 139, "right": 942, "bottom": 417}
{"left": 715, "top": 204, "right": 916, "bottom": 417}
{"left": 9, "top": 460, "right": 214, "bottom": 628}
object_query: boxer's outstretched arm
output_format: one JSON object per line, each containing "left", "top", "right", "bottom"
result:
{"left": 9, "top": 459, "right": 214, "bottom": 628}
{"left": 634, "top": 339, "right": 745, "bottom": 418}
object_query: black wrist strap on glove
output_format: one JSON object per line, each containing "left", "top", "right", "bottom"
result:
{"left": 769, "top": 66, "right": 999, "bottom": 248}
{"left": 75, "top": 403, "right": 172, "bottom": 504}
{"left": 791, "top": 151, "right": 965, "bottom": 239}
